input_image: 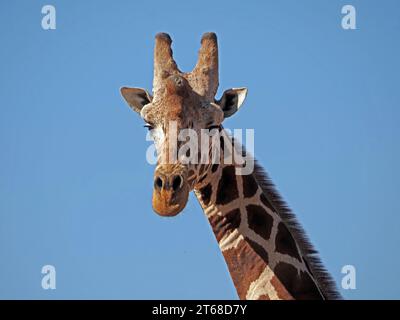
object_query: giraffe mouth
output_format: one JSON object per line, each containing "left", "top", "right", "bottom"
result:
{"left": 152, "top": 195, "right": 189, "bottom": 217}
{"left": 152, "top": 184, "right": 189, "bottom": 217}
{"left": 152, "top": 164, "right": 189, "bottom": 217}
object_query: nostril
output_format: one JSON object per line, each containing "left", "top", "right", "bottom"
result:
{"left": 154, "top": 176, "right": 163, "bottom": 190}
{"left": 172, "top": 175, "right": 182, "bottom": 191}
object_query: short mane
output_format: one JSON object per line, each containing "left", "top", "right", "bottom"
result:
{"left": 252, "top": 159, "right": 342, "bottom": 300}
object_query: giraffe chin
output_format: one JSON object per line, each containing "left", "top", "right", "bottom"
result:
{"left": 152, "top": 189, "right": 189, "bottom": 217}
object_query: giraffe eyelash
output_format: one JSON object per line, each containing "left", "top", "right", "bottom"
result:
{"left": 207, "top": 125, "right": 220, "bottom": 130}
{"left": 143, "top": 123, "right": 154, "bottom": 131}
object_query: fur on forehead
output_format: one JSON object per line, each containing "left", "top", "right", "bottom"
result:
{"left": 141, "top": 74, "right": 224, "bottom": 126}
{"left": 140, "top": 95, "right": 224, "bottom": 127}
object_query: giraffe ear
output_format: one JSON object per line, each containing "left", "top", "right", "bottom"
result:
{"left": 120, "top": 87, "right": 153, "bottom": 113}
{"left": 217, "top": 88, "right": 248, "bottom": 118}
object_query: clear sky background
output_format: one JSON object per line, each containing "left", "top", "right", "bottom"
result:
{"left": 0, "top": 0, "right": 399, "bottom": 299}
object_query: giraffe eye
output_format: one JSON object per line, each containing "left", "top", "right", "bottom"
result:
{"left": 143, "top": 123, "right": 154, "bottom": 131}
{"left": 207, "top": 125, "right": 220, "bottom": 130}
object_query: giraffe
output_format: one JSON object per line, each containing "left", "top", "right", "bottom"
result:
{"left": 120, "top": 32, "right": 341, "bottom": 300}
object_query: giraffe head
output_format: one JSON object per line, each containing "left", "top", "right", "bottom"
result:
{"left": 121, "top": 33, "right": 247, "bottom": 216}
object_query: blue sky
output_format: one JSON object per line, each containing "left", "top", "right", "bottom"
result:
{"left": 0, "top": 0, "right": 399, "bottom": 299}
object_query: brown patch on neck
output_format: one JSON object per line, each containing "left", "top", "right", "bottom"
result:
{"left": 245, "top": 237, "right": 269, "bottom": 264}
{"left": 275, "top": 222, "right": 302, "bottom": 262}
{"left": 216, "top": 166, "right": 239, "bottom": 205}
{"left": 242, "top": 174, "right": 258, "bottom": 198}
{"left": 199, "top": 183, "right": 212, "bottom": 206}
{"left": 221, "top": 240, "right": 267, "bottom": 299}
{"left": 270, "top": 276, "right": 295, "bottom": 300}
{"left": 246, "top": 204, "right": 273, "bottom": 241}
{"left": 274, "top": 262, "right": 324, "bottom": 300}
{"left": 209, "top": 208, "right": 241, "bottom": 242}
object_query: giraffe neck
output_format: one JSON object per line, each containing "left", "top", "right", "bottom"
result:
{"left": 193, "top": 134, "right": 326, "bottom": 300}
